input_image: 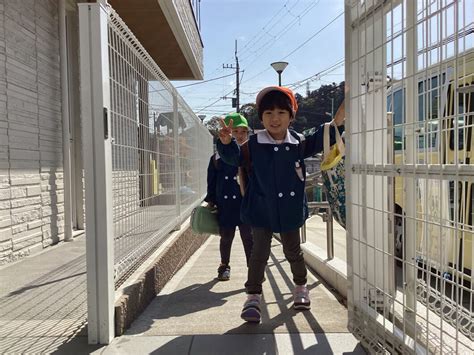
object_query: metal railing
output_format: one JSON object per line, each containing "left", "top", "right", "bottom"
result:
{"left": 79, "top": 3, "right": 212, "bottom": 343}
{"left": 303, "top": 171, "right": 334, "bottom": 260}
{"left": 345, "top": 0, "right": 473, "bottom": 353}
{"left": 107, "top": 7, "right": 212, "bottom": 283}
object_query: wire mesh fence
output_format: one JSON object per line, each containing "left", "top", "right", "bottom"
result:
{"left": 346, "top": 0, "right": 473, "bottom": 353}
{"left": 107, "top": 8, "right": 212, "bottom": 283}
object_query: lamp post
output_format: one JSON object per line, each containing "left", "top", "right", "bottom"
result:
{"left": 270, "top": 61, "right": 288, "bottom": 86}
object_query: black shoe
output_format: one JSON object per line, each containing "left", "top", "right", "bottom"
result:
{"left": 217, "top": 264, "right": 231, "bottom": 281}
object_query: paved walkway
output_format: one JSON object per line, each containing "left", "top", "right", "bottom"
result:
{"left": 0, "top": 235, "right": 89, "bottom": 354}
{"left": 0, "top": 225, "right": 365, "bottom": 354}
{"left": 98, "top": 234, "right": 365, "bottom": 355}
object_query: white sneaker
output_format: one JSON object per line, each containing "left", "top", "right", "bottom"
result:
{"left": 293, "top": 285, "right": 311, "bottom": 310}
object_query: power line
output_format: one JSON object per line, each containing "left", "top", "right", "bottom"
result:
{"left": 239, "top": 0, "right": 320, "bottom": 64}
{"left": 281, "top": 11, "right": 343, "bottom": 60}
{"left": 195, "top": 88, "right": 235, "bottom": 114}
{"left": 204, "top": 0, "right": 292, "bottom": 78}
{"left": 239, "top": 58, "right": 345, "bottom": 99}
{"left": 202, "top": 0, "right": 307, "bottom": 79}
{"left": 174, "top": 72, "right": 235, "bottom": 89}
{"left": 241, "top": 10, "right": 343, "bottom": 86}
{"left": 287, "top": 59, "right": 344, "bottom": 89}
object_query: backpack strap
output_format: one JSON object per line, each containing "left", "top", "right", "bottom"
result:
{"left": 212, "top": 153, "right": 219, "bottom": 169}
{"left": 238, "top": 141, "right": 251, "bottom": 196}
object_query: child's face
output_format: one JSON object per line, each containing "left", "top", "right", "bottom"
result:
{"left": 232, "top": 127, "right": 249, "bottom": 145}
{"left": 261, "top": 108, "right": 292, "bottom": 140}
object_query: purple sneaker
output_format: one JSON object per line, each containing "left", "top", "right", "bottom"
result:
{"left": 241, "top": 294, "right": 262, "bottom": 323}
{"left": 293, "top": 285, "right": 311, "bottom": 310}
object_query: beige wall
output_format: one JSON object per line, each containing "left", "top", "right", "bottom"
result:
{"left": 0, "top": 0, "right": 65, "bottom": 264}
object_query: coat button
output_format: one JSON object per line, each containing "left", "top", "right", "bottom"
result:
{"left": 233, "top": 176, "right": 237, "bottom": 180}
{"left": 290, "top": 191, "right": 295, "bottom": 196}
{"left": 274, "top": 146, "right": 279, "bottom": 151}
{"left": 225, "top": 176, "right": 229, "bottom": 180}
{"left": 232, "top": 195, "right": 236, "bottom": 199}
{"left": 278, "top": 192, "right": 283, "bottom": 198}
{"left": 224, "top": 195, "right": 228, "bottom": 199}
{"left": 286, "top": 146, "right": 290, "bottom": 151}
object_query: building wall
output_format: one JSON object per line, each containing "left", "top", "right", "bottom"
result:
{"left": 0, "top": 0, "right": 64, "bottom": 264}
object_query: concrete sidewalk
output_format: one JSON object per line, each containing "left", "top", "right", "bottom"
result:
{"left": 0, "top": 235, "right": 90, "bottom": 354}
{"left": 97, "top": 234, "right": 365, "bottom": 355}
{"left": 0, "top": 222, "right": 365, "bottom": 354}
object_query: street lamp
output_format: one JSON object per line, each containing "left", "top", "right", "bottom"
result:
{"left": 270, "top": 61, "right": 288, "bottom": 86}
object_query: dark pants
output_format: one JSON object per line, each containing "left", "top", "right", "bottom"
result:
{"left": 245, "top": 227, "right": 307, "bottom": 294}
{"left": 219, "top": 224, "right": 253, "bottom": 265}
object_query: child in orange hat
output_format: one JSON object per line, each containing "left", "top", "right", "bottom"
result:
{"left": 217, "top": 86, "right": 345, "bottom": 323}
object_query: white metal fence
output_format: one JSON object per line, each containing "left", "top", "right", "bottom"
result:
{"left": 79, "top": 2, "right": 212, "bottom": 343}
{"left": 345, "top": 0, "right": 473, "bottom": 353}
{"left": 107, "top": 9, "right": 212, "bottom": 283}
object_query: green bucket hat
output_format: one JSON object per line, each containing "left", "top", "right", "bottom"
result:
{"left": 224, "top": 112, "right": 249, "bottom": 129}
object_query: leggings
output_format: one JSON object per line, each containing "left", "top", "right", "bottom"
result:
{"left": 219, "top": 224, "right": 253, "bottom": 266}
{"left": 245, "top": 227, "right": 307, "bottom": 294}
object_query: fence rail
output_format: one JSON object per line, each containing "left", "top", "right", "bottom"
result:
{"left": 107, "top": 7, "right": 212, "bottom": 283}
{"left": 346, "top": 0, "right": 473, "bottom": 353}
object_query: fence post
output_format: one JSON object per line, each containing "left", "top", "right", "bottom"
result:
{"left": 79, "top": 2, "right": 115, "bottom": 344}
{"left": 173, "top": 91, "right": 182, "bottom": 228}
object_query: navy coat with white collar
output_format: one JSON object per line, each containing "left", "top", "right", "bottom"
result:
{"left": 204, "top": 152, "right": 243, "bottom": 228}
{"left": 217, "top": 125, "right": 343, "bottom": 233}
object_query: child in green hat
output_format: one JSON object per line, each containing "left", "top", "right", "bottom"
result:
{"left": 205, "top": 113, "right": 253, "bottom": 281}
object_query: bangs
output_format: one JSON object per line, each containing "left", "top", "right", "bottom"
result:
{"left": 259, "top": 91, "right": 292, "bottom": 112}
{"left": 258, "top": 91, "right": 293, "bottom": 119}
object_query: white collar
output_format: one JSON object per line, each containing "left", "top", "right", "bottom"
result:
{"left": 256, "top": 129, "right": 300, "bottom": 145}
{"left": 214, "top": 151, "right": 220, "bottom": 160}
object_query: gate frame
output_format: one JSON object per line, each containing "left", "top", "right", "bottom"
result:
{"left": 79, "top": 1, "right": 115, "bottom": 344}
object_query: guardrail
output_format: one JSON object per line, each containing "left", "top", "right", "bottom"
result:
{"left": 303, "top": 171, "right": 334, "bottom": 260}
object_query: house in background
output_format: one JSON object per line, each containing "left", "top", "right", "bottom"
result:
{"left": 0, "top": 0, "right": 203, "bottom": 265}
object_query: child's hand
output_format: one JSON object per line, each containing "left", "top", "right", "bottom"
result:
{"left": 334, "top": 100, "right": 345, "bottom": 126}
{"left": 218, "top": 118, "right": 233, "bottom": 145}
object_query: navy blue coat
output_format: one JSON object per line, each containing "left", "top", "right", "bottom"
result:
{"left": 204, "top": 153, "right": 243, "bottom": 228}
{"left": 217, "top": 125, "right": 343, "bottom": 233}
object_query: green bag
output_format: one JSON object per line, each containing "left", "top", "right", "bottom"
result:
{"left": 190, "top": 206, "right": 219, "bottom": 235}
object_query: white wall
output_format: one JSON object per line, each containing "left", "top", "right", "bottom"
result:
{"left": 0, "top": 0, "right": 65, "bottom": 264}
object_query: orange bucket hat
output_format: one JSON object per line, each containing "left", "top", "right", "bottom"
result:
{"left": 255, "top": 86, "right": 298, "bottom": 117}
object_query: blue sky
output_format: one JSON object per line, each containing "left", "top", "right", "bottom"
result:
{"left": 172, "top": 0, "right": 345, "bottom": 120}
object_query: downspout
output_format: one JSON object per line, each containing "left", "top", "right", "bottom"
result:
{"left": 59, "top": 0, "right": 73, "bottom": 242}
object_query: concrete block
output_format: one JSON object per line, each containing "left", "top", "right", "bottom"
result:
{"left": 12, "top": 229, "right": 42, "bottom": 251}
{"left": 0, "top": 226, "right": 12, "bottom": 241}
{"left": 27, "top": 220, "right": 42, "bottom": 230}
{"left": 27, "top": 186, "right": 41, "bottom": 196}
{"left": 302, "top": 242, "right": 348, "bottom": 299}
{"left": 11, "top": 222, "right": 27, "bottom": 235}
{"left": 10, "top": 196, "right": 41, "bottom": 208}
{"left": 114, "top": 224, "right": 210, "bottom": 336}
{"left": 0, "top": 188, "right": 10, "bottom": 200}
{"left": 10, "top": 206, "right": 41, "bottom": 224}
{"left": 10, "top": 187, "right": 27, "bottom": 199}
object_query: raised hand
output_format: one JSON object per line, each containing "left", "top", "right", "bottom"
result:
{"left": 218, "top": 118, "right": 233, "bottom": 145}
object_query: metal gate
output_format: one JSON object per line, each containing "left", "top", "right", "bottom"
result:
{"left": 79, "top": 2, "right": 212, "bottom": 343}
{"left": 345, "top": 0, "right": 473, "bottom": 353}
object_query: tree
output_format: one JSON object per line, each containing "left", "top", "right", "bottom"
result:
{"left": 204, "top": 115, "right": 222, "bottom": 138}
{"left": 240, "top": 103, "right": 263, "bottom": 131}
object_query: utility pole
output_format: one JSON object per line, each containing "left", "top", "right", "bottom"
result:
{"left": 223, "top": 40, "right": 240, "bottom": 112}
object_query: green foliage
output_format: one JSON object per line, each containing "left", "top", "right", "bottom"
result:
{"left": 200, "top": 81, "right": 345, "bottom": 135}
{"left": 240, "top": 103, "right": 263, "bottom": 131}
{"left": 292, "top": 81, "right": 345, "bottom": 133}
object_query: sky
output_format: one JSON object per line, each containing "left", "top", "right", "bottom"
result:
{"left": 171, "top": 0, "right": 345, "bottom": 121}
